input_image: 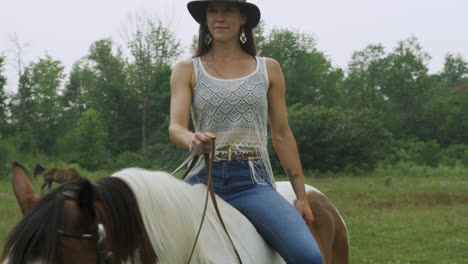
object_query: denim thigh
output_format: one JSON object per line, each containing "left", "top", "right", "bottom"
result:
{"left": 184, "top": 161, "right": 323, "bottom": 264}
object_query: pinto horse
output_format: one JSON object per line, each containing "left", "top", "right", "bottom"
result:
{"left": 34, "top": 163, "right": 82, "bottom": 191}
{"left": 2, "top": 162, "right": 349, "bottom": 264}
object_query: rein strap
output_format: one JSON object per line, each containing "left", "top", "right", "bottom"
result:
{"left": 173, "top": 139, "right": 243, "bottom": 264}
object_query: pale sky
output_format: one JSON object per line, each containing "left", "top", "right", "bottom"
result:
{"left": 1, "top": 0, "right": 467, "bottom": 93}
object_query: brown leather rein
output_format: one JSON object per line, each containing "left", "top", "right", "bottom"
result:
{"left": 171, "top": 139, "right": 243, "bottom": 263}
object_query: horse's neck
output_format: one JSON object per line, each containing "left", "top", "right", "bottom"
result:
{"left": 112, "top": 168, "right": 285, "bottom": 264}
{"left": 112, "top": 169, "right": 215, "bottom": 263}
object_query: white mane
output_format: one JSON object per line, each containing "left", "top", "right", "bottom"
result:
{"left": 112, "top": 168, "right": 285, "bottom": 264}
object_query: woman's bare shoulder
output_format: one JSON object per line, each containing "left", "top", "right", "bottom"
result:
{"left": 173, "top": 58, "right": 195, "bottom": 73}
{"left": 264, "top": 57, "right": 282, "bottom": 70}
{"left": 172, "top": 58, "right": 196, "bottom": 84}
{"left": 263, "top": 57, "right": 279, "bottom": 64}
{"left": 263, "top": 57, "right": 282, "bottom": 76}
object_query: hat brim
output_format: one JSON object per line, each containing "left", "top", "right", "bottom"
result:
{"left": 187, "top": 1, "right": 261, "bottom": 28}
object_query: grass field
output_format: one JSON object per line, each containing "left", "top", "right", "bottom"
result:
{"left": 1, "top": 168, "right": 467, "bottom": 263}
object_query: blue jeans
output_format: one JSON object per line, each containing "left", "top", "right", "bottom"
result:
{"left": 185, "top": 160, "right": 323, "bottom": 264}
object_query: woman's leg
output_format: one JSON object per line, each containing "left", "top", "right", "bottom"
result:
{"left": 185, "top": 161, "right": 323, "bottom": 264}
{"left": 223, "top": 185, "right": 323, "bottom": 264}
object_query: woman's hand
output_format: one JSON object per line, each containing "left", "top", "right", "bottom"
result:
{"left": 188, "top": 132, "right": 216, "bottom": 155}
{"left": 294, "top": 197, "right": 315, "bottom": 228}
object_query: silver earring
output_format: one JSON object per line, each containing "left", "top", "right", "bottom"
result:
{"left": 240, "top": 27, "right": 247, "bottom": 44}
{"left": 204, "top": 33, "right": 212, "bottom": 45}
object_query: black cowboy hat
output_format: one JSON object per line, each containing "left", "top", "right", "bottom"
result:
{"left": 187, "top": 0, "right": 261, "bottom": 28}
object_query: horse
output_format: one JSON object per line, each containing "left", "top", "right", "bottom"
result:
{"left": 33, "top": 163, "right": 82, "bottom": 191}
{"left": 2, "top": 161, "right": 349, "bottom": 264}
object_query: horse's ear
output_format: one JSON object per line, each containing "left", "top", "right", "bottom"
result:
{"left": 77, "top": 179, "right": 96, "bottom": 219}
{"left": 11, "top": 161, "right": 40, "bottom": 215}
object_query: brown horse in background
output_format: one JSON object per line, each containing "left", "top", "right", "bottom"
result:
{"left": 34, "top": 163, "right": 81, "bottom": 191}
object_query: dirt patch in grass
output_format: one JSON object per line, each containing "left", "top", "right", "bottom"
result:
{"left": 412, "top": 192, "right": 468, "bottom": 206}
{"left": 350, "top": 191, "right": 468, "bottom": 208}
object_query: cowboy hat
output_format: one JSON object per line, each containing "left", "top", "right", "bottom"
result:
{"left": 187, "top": 0, "right": 261, "bottom": 28}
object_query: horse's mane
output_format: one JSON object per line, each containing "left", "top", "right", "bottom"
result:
{"left": 2, "top": 177, "right": 146, "bottom": 264}
{"left": 92, "top": 177, "right": 148, "bottom": 262}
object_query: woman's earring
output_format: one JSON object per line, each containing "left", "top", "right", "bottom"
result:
{"left": 240, "top": 27, "right": 247, "bottom": 44}
{"left": 204, "top": 33, "right": 212, "bottom": 45}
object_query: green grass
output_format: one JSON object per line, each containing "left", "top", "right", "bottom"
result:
{"left": 1, "top": 167, "right": 467, "bottom": 263}
{"left": 298, "top": 175, "right": 468, "bottom": 264}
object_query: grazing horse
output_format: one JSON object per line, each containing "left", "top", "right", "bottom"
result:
{"left": 34, "top": 163, "right": 81, "bottom": 191}
{"left": 2, "top": 162, "right": 349, "bottom": 264}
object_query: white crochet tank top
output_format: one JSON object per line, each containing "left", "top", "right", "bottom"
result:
{"left": 188, "top": 56, "right": 275, "bottom": 186}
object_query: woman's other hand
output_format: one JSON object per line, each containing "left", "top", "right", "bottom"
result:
{"left": 295, "top": 197, "right": 315, "bottom": 228}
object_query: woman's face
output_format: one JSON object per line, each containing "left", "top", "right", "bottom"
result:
{"left": 205, "top": 2, "right": 247, "bottom": 43}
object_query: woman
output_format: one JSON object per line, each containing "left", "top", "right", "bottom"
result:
{"left": 169, "top": 0, "right": 323, "bottom": 263}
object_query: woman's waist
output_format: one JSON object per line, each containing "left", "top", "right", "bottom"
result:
{"left": 207, "top": 130, "right": 266, "bottom": 148}
{"left": 214, "top": 147, "right": 263, "bottom": 162}
{"left": 199, "top": 128, "right": 267, "bottom": 143}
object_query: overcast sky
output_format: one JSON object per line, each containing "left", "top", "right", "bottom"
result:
{"left": 1, "top": 0, "right": 467, "bottom": 92}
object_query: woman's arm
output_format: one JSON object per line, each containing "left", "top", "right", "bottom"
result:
{"left": 169, "top": 59, "right": 215, "bottom": 153}
{"left": 266, "top": 58, "right": 315, "bottom": 225}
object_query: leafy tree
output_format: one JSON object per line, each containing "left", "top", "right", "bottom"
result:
{"left": 58, "top": 108, "right": 108, "bottom": 170}
{"left": 84, "top": 38, "right": 140, "bottom": 154}
{"left": 11, "top": 67, "right": 33, "bottom": 126}
{"left": 126, "top": 17, "right": 181, "bottom": 149}
{"left": 420, "top": 87, "right": 468, "bottom": 146}
{"left": 261, "top": 28, "right": 343, "bottom": 107}
{"left": 381, "top": 138, "right": 442, "bottom": 167}
{"left": 0, "top": 134, "right": 15, "bottom": 178}
{"left": 344, "top": 44, "right": 387, "bottom": 111}
{"left": 0, "top": 56, "right": 8, "bottom": 133}
{"left": 9, "top": 55, "right": 66, "bottom": 153}
{"left": 379, "top": 37, "right": 433, "bottom": 137}
{"left": 28, "top": 55, "right": 65, "bottom": 153}
{"left": 9, "top": 66, "right": 37, "bottom": 153}
{"left": 190, "top": 34, "right": 198, "bottom": 56}
{"left": 61, "top": 61, "right": 94, "bottom": 129}
{"left": 75, "top": 109, "right": 109, "bottom": 170}
{"left": 8, "top": 53, "right": 68, "bottom": 154}
{"left": 418, "top": 52, "right": 467, "bottom": 145}
{"left": 439, "top": 144, "right": 468, "bottom": 166}
{"left": 439, "top": 53, "right": 468, "bottom": 87}
{"left": 145, "top": 63, "right": 173, "bottom": 145}
{"left": 282, "top": 104, "right": 392, "bottom": 173}
{"left": 288, "top": 104, "right": 391, "bottom": 172}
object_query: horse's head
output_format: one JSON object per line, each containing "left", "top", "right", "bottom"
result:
{"left": 33, "top": 163, "right": 45, "bottom": 180}
{"left": 2, "top": 162, "right": 155, "bottom": 264}
{"left": 2, "top": 162, "right": 112, "bottom": 264}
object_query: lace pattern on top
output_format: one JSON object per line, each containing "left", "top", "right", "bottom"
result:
{"left": 188, "top": 56, "right": 275, "bottom": 186}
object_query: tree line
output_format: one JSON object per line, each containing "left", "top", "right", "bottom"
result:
{"left": 0, "top": 19, "right": 467, "bottom": 177}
